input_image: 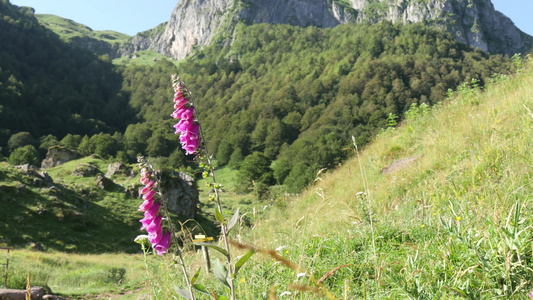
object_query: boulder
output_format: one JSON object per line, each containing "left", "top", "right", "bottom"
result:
{"left": 37, "top": 171, "right": 54, "bottom": 186}
{"left": 17, "top": 164, "right": 38, "bottom": 173}
{"left": 15, "top": 165, "right": 54, "bottom": 187}
{"left": 71, "top": 163, "right": 99, "bottom": 177}
{"left": 160, "top": 172, "right": 199, "bottom": 219}
{"left": 0, "top": 286, "right": 44, "bottom": 300}
{"left": 95, "top": 174, "right": 113, "bottom": 190}
{"left": 105, "top": 162, "right": 135, "bottom": 178}
{"left": 41, "top": 146, "right": 78, "bottom": 169}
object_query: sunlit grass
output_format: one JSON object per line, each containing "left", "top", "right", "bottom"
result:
{"left": 5, "top": 250, "right": 150, "bottom": 297}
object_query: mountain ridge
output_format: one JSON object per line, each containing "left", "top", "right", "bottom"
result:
{"left": 24, "top": 0, "right": 533, "bottom": 61}
{"left": 125, "top": 0, "right": 533, "bottom": 60}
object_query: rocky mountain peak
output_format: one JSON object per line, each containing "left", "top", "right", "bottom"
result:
{"left": 125, "top": 0, "right": 531, "bottom": 60}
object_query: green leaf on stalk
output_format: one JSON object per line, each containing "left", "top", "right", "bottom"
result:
{"left": 215, "top": 207, "right": 224, "bottom": 223}
{"left": 234, "top": 249, "right": 256, "bottom": 276}
{"left": 174, "top": 287, "right": 193, "bottom": 299}
{"left": 191, "top": 268, "right": 201, "bottom": 286}
{"left": 194, "top": 242, "right": 229, "bottom": 258}
{"left": 227, "top": 207, "right": 240, "bottom": 233}
{"left": 192, "top": 284, "right": 210, "bottom": 295}
{"left": 219, "top": 296, "right": 229, "bottom": 300}
{"left": 214, "top": 259, "right": 231, "bottom": 288}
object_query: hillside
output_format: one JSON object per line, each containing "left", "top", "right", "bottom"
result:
{"left": 0, "top": 0, "right": 135, "bottom": 153}
{"left": 35, "top": 14, "right": 129, "bottom": 56}
{"left": 174, "top": 57, "right": 533, "bottom": 299}
{"left": 0, "top": 156, "right": 142, "bottom": 253}
{"left": 2, "top": 57, "right": 532, "bottom": 298}
{"left": 1, "top": 0, "right": 520, "bottom": 195}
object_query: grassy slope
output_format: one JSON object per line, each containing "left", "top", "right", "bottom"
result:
{"left": 35, "top": 14, "right": 129, "bottom": 44}
{"left": 5, "top": 250, "right": 150, "bottom": 298}
{"left": 0, "top": 156, "right": 142, "bottom": 253}
{"left": 174, "top": 60, "right": 533, "bottom": 298}
{"left": 112, "top": 50, "right": 178, "bottom": 66}
{"left": 35, "top": 14, "right": 177, "bottom": 66}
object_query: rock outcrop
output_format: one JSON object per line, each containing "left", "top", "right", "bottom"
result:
{"left": 0, "top": 286, "right": 44, "bottom": 300}
{"left": 95, "top": 174, "right": 113, "bottom": 190}
{"left": 159, "top": 172, "right": 199, "bottom": 219}
{"left": 71, "top": 163, "right": 100, "bottom": 177}
{"left": 41, "top": 146, "right": 78, "bottom": 169}
{"left": 105, "top": 162, "right": 135, "bottom": 178}
{"left": 124, "top": 0, "right": 531, "bottom": 60}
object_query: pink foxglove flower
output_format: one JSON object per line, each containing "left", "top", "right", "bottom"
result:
{"left": 138, "top": 198, "right": 154, "bottom": 212}
{"left": 145, "top": 202, "right": 160, "bottom": 220}
{"left": 140, "top": 177, "right": 150, "bottom": 185}
{"left": 147, "top": 215, "right": 163, "bottom": 244}
{"left": 139, "top": 214, "right": 154, "bottom": 230}
{"left": 142, "top": 191, "right": 155, "bottom": 202}
{"left": 171, "top": 75, "right": 201, "bottom": 155}
{"left": 154, "top": 231, "right": 171, "bottom": 255}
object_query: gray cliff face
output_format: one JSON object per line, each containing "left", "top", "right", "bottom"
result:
{"left": 124, "top": 0, "right": 531, "bottom": 60}
{"left": 238, "top": 0, "right": 354, "bottom": 28}
{"left": 348, "top": 0, "right": 529, "bottom": 55}
{"left": 125, "top": 0, "right": 355, "bottom": 60}
{"left": 126, "top": 0, "right": 235, "bottom": 60}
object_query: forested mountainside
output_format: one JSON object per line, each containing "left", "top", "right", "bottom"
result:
{"left": 0, "top": 0, "right": 133, "bottom": 146}
{"left": 0, "top": 0, "right": 518, "bottom": 193}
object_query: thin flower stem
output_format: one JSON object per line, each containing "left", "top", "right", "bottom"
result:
{"left": 147, "top": 161, "right": 196, "bottom": 300}
{"left": 173, "top": 76, "right": 235, "bottom": 299}
{"left": 352, "top": 137, "right": 379, "bottom": 295}
{"left": 200, "top": 121, "right": 236, "bottom": 300}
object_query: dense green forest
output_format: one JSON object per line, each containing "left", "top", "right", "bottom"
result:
{"left": 0, "top": 0, "right": 133, "bottom": 152}
{"left": 0, "top": 0, "right": 516, "bottom": 193}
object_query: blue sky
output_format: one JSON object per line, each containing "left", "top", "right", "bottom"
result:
{"left": 8, "top": 0, "right": 533, "bottom": 37}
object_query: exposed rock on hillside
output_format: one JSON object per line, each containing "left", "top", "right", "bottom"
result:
{"left": 159, "top": 172, "right": 199, "bottom": 219}
{"left": 68, "top": 36, "right": 120, "bottom": 56}
{"left": 71, "top": 163, "right": 100, "bottom": 177}
{"left": 41, "top": 146, "right": 78, "bottom": 169}
{"left": 105, "top": 162, "right": 135, "bottom": 178}
{"left": 95, "top": 173, "right": 113, "bottom": 190}
{"left": 126, "top": 0, "right": 531, "bottom": 60}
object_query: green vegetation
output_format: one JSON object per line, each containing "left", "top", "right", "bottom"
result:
{"left": 1, "top": 1, "right": 533, "bottom": 297}
{"left": 0, "top": 0, "right": 518, "bottom": 195}
{"left": 35, "top": 14, "right": 130, "bottom": 44}
{"left": 145, "top": 56, "right": 533, "bottom": 299}
{"left": 0, "top": 158, "right": 141, "bottom": 253}
{"left": 5, "top": 250, "right": 148, "bottom": 298}
{"left": 174, "top": 21, "right": 512, "bottom": 193}
{"left": 0, "top": 0, "right": 132, "bottom": 151}
{"left": 112, "top": 50, "right": 178, "bottom": 66}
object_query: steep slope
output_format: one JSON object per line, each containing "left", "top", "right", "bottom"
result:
{"left": 0, "top": 0, "right": 134, "bottom": 152}
{"left": 35, "top": 14, "right": 129, "bottom": 56}
{"left": 233, "top": 58, "right": 533, "bottom": 298}
{"left": 129, "top": 0, "right": 532, "bottom": 60}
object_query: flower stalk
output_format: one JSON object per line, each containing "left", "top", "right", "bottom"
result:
{"left": 171, "top": 75, "right": 237, "bottom": 300}
{"left": 137, "top": 156, "right": 196, "bottom": 300}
